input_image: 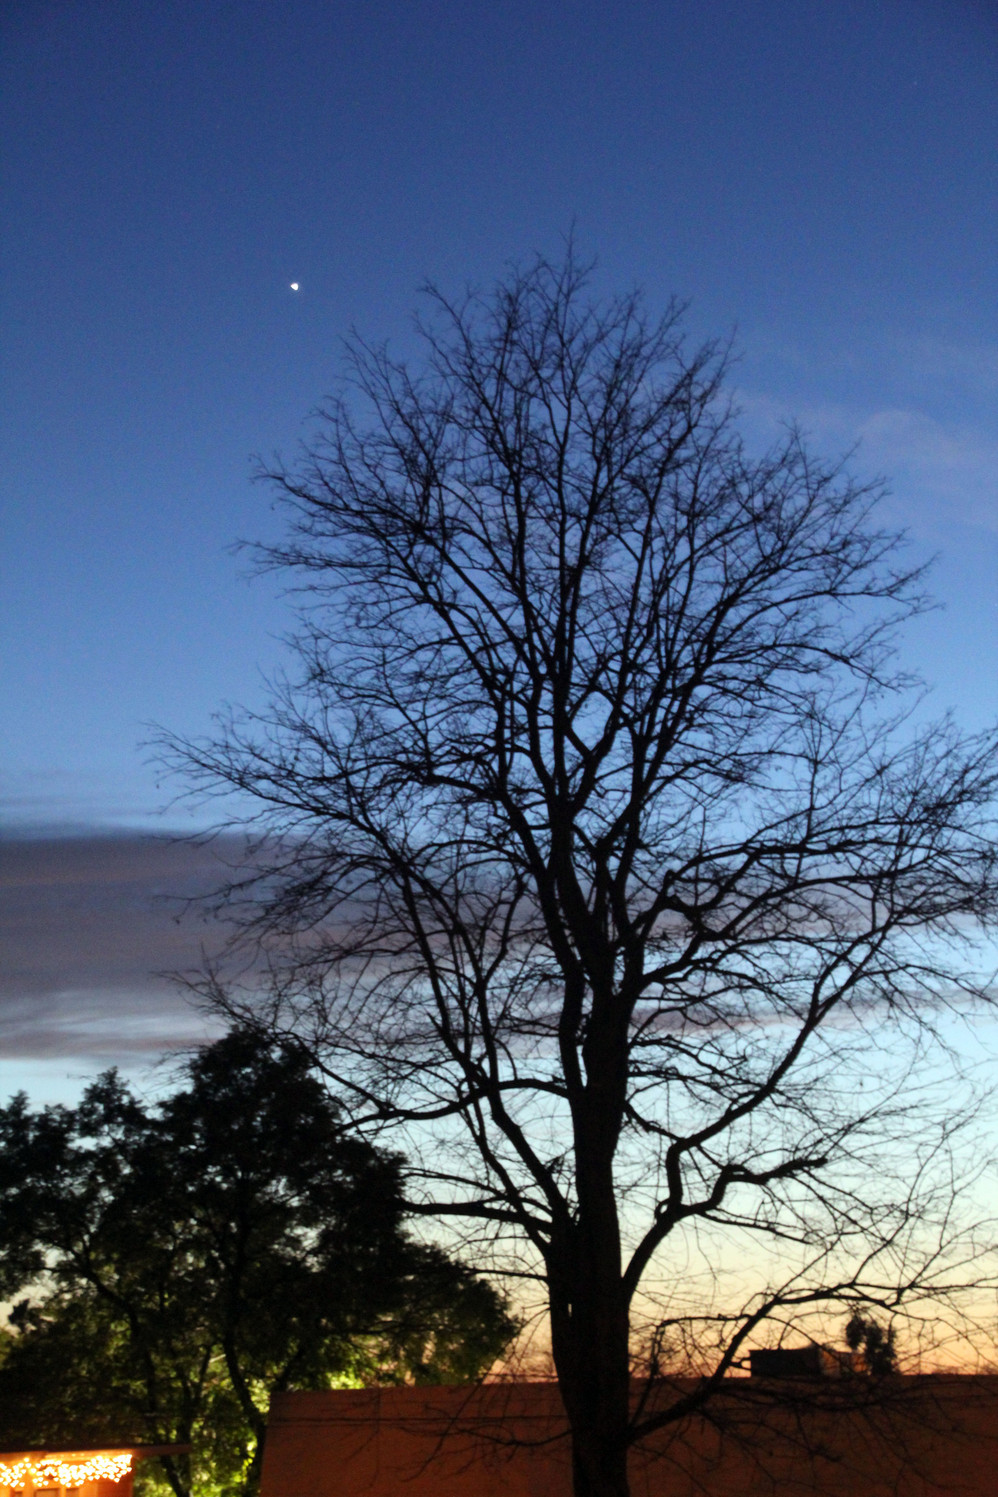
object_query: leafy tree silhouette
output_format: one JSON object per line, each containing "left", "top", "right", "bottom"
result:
{"left": 0, "top": 1029, "right": 514, "bottom": 1497}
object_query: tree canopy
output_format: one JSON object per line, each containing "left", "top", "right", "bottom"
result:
{"left": 163, "top": 251, "right": 998, "bottom": 1497}
{"left": 0, "top": 1029, "right": 515, "bottom": 1497}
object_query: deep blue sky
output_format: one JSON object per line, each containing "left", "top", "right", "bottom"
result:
{"left": 1, "top": 0, "right": 996, "bottom": 1095}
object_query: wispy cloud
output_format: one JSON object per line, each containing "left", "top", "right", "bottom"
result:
{"left": 735, "top": 389, "right": 998, "bottom": 537}
{"left": 892, "top": 334, "right": 998, "bottom": 404}
{"left": 856, "top": 407, "right": 998, "bottom": 535}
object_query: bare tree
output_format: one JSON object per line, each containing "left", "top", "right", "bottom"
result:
{"left": 166, "top": 252, "right": 998, "bottom": 1497}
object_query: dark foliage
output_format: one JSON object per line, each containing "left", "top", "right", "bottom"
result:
{"left": 0, "top": 1029, "right": 515, "bottom": 1497}
{"left": 845, "top": 1314, "right": 898, "bottom": 1377}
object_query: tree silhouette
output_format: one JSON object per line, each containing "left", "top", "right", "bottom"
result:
{"left": 164, "top": 251, "right": 998, "bottom": 1497}
{"left": 0, "top": 1029, "right": 514, "bottom": 1497}
{"left": 845, "top": 1313, "right": 898, "bottom": 1377}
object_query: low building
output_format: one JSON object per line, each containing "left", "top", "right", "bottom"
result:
{"left": 260, "top": 1378, "right": 998, "bottom": 1497}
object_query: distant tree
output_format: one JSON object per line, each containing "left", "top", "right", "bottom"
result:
{"left": 845, "top": 1313, "right": 898, "bottom": 1377}
{"left": 163, "top": 250, "right": 998, "bottom": 1497}
{"left": 0, "top": 1030, "right": 515, "bottom": 1497}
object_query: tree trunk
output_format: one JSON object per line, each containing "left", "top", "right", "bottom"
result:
{"left": 157, "top": 1453, "right": 192, "bottom": 1497}
{"left": 551, "top": 1269, "right": 632, "bottom": 1497}
{"left": 569, "top": 1402, "right": 631, "bottom": 1497}
{"left": 550, "top": 1106, "right": 632, "bottom": 1497}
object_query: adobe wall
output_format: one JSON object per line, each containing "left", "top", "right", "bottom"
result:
{"left": 260, "top": 1378, "right": 998, "bottom": 1497}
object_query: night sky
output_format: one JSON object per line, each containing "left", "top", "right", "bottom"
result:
{"left": 2, "top": 0, "right": 996, "bottom": 1101}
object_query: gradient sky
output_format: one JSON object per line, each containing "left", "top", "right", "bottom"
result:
{"left": 1, "top": 0, "right": 996, "bottom": 1100}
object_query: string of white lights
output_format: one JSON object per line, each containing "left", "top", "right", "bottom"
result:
{"left": 0, "top": 1455, "right": 133, "bottom": 1489}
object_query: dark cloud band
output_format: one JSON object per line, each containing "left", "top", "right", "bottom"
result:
{"left": 0, "top": 831, "right": 243, "bottom": 1061}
